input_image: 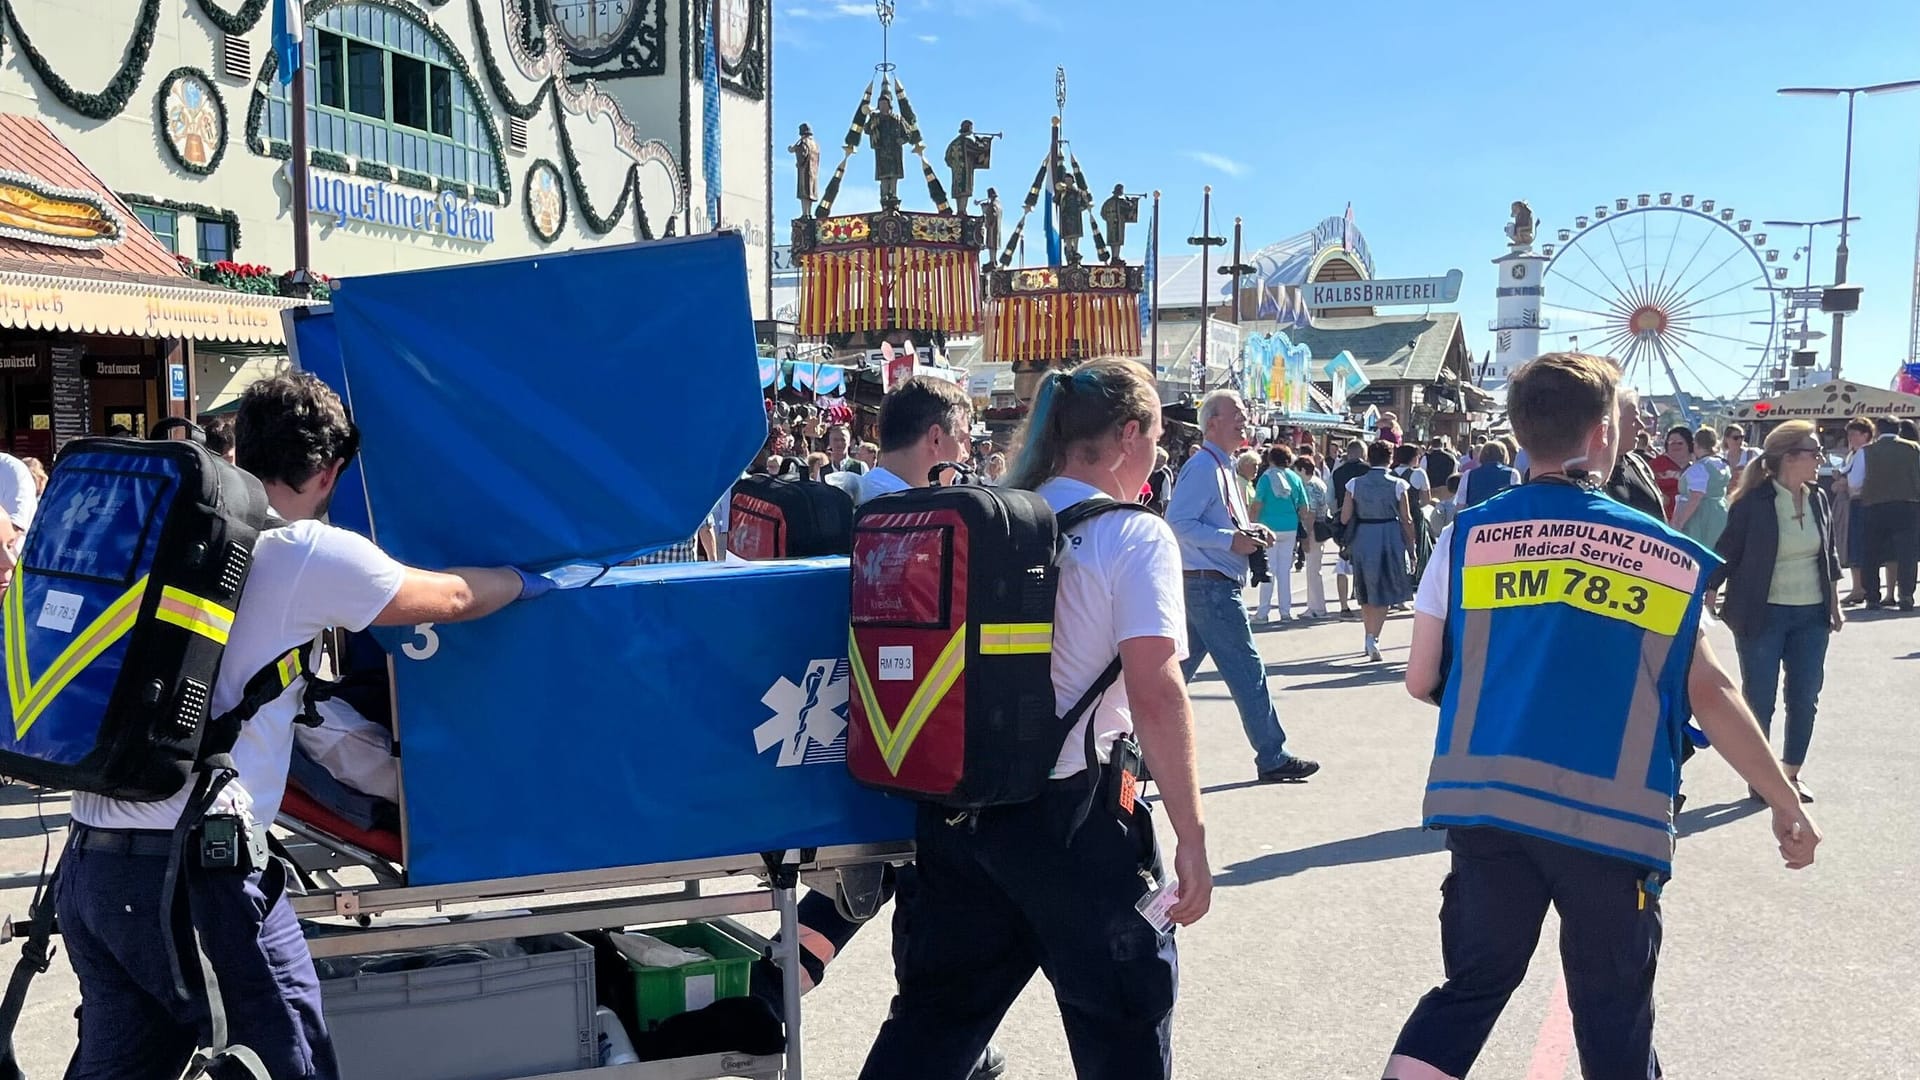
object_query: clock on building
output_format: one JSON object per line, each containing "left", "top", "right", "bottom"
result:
{"left": 546, "top": 0, "right": 640, "bottom": 62}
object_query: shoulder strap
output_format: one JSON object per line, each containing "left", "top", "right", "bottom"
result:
{"left": 1056, "top": 497, "right": 1155, "bottom": 534}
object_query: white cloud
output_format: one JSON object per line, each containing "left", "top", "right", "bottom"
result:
{"left": 917, "top": 33, "right": 939, "bottom": 42}
{"left": 1185, "top": 151, "right": 1250, "bottom": 178}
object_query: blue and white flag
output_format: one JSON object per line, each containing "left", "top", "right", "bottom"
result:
{"left": 272, "top": 0, "right": 304, "bottom": 85}
{"left": 702, "top": 5, "right": 722, "bottom": 228}
{"left": 1043, "top": 185, "right": 1062, "bottom": 267}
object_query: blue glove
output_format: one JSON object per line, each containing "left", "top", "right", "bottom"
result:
{"left": 513, "top": 567, "right": 555, "bottom": 601}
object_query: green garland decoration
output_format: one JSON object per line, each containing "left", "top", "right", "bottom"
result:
{"left": 396, "top": 168, "right": 434, "bottom": 192}
{"left": 312, "top": 149, "right": 351, "bottom": 173}
{"left": 522, "top": 159, "right": 567, "bottom": 243}
{"left": 1, "top": 0, "right": 162, "bottom": 119}
{"left": 551, "top": 91, "right": 648, "bottom": 237}
{"left": 155, "top": 67, "right": 229, "bottom": 177}
{"left": 119, "top": 193, "right": 243, "bottom": 252}
{"left": 354, "top": 161, "right": 395, "bottom": 181}
{"left": 192, "top": 0, "right": 270, "bottom": 34}
{"left": 469, "top": 0, "right": 552, "bottom": 121}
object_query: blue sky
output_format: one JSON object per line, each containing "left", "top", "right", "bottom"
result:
{"left": 771, "top": 0, "right": 1920, "bottom": 398}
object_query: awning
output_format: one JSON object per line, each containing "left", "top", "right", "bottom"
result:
{"left": 0, "top": 268, "right": 307, "bottom": 345}
{"left": 1733, "top": 380, "right": 1920, "bottom": 422}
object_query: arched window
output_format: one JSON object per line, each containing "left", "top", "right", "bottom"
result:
{"left": 265, "top": 3, "right": 502, "bottom": 194}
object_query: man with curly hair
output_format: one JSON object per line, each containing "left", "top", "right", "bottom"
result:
{"left": 59, "top": 373, "right": 553, "bottom": 1079}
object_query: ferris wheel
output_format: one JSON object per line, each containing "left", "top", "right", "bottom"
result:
{"left": 1538, "top": 194, "right": 1784, "bottom": 406}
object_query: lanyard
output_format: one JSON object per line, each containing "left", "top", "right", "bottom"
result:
{"left": 1204, "top": 445, "right": 1248, "bottom": 525}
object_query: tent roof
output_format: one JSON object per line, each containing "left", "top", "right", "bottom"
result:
{"left": 1732, "top": 381, "right": 1920, "bottom": 422}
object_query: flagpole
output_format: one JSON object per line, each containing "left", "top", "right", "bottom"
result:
{"left": 1150, "top": 189, "right": 1160, "bottom": 374}
{"left": 288, "top": 9, "right": 312, "bottom": 297}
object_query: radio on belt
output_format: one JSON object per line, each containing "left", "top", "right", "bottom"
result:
{"left": 198, "top": 814, "right": 269, "bottom": 872}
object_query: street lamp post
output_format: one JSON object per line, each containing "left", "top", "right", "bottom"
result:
{"left": 1777, "top": 80, "right": 1920, "bottom": 379}
{"left": 1763, "top": 216, "right": 1859, "bottom": 387}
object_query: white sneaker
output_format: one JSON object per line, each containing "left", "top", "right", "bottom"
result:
{"left": 1365, "top": 636, "right": 1383, "bottom": 662}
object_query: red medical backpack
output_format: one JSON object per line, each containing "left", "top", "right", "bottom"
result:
{"left": 846, "top": 477, "right": 1147, "bottom": 808}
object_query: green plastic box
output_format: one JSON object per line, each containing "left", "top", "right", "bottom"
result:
{"left": 627, "top": 921, "right": 759, "bottom": 1030}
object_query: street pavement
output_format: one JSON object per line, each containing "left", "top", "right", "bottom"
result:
{"left": 1, "top": 595, "right": 1916, "bottom": 1078}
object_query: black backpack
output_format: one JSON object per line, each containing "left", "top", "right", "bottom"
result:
{"left": 728, "top": 461, "right": 855, "bottom": 559}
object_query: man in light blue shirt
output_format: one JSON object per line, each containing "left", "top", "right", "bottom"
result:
{"left": 1167, "top": 390, "right": 1320, "bottom": 782}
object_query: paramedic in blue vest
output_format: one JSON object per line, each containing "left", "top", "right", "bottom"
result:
{"left": 860, "top": 359, "right": 1212, "bottom": 1080}
{"left": 59, "top": 373, "right": 552, "bottom": 1080}
{"left": 1383, "top": 353, "right": 1822, "bottom": 1080}
{"left": 1167, "top": 389, "right": 1319, "bottom": 782}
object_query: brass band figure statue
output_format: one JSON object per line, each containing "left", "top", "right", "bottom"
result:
{"left": 1056, "top": 179, "right": 1089, "bottom": 265}
{"left": 944, "top": 120, "right": 996, "bottom": 211}
{"left": 1506, "top": 200, "right": 1536, "bottom": 250}
{"left": 865, "top": 92, "right": 910, "bottom": 210}
{"left": 979, "top": 188, "right": 1002, "bottom": 259}
{"left": 790, "top": 123, "right": 820, "bottom": 218}
{"left": 1099, "top": 184, "right": 1138, "bottom": 262}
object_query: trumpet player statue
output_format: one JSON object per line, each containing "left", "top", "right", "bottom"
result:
{"left": 945, "top": 120, "right": 996, "bottom": 211}
{"left": 790, "top": 123, "right": 820, "bottom": 218}
{"left": 1100, "top": 183, "right": 1139, "bottom": 262}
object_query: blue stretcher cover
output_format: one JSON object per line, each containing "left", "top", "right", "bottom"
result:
{"left": 394, "top": 559, "right": 913, "bottom": 886}
{"left": 287, "top": 236, "right": 913, "bottom": 885}
{"left": 326, "top": 235, "right": 768, "bottom": 569}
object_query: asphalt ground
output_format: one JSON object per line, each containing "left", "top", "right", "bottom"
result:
{"left": 2, "top": 596, "right": 1915, "bottom": 1078}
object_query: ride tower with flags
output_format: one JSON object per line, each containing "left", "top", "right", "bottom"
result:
{"left": 982, "top": 70, "right": 1146, "bottom": 410}
{"left": 788, "top": 1, "right": 988, "bottom": 379}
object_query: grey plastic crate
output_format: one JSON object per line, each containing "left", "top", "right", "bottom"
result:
{"left": 318, "top": 934, "right": 596, "bottom": 1080}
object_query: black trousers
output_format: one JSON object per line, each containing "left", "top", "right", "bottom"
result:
{"left": 860, "top": 785, "right": 1177, "bottom": 1080}
{"left": 1862, "top": 501, "right": 1920, "bottom": 604}
{"left": 1389, "top": 828, "right": 1663, "bottom": 1080}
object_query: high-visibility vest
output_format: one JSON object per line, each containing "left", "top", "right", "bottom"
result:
{"left": 1425, "top": 480, "right": 1722, "bottom": 875}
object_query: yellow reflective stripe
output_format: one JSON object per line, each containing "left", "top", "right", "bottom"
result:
{"left": 154, "top": 587, "right": 235, "bottom": 645}
{"left": 847, "top": 628, "right": 894, "bottom": 761}
{"left": 11, "top": 576, "right": 150, "bottom": 739}
{"left": 4, "top": 580, "right": 27, "bottom": 706}
{"left": 880, "top": 627, "right": 968, "bottom": 774}
{"left": 978, "top": 621, "right": 1052, "bottom": 655}
{"left": 276, "top": 650, "right": 303, "bottom": 687}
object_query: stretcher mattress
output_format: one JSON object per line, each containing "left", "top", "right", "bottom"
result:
{"left": 390, "top": 559, "right": 913, "bottom": 886}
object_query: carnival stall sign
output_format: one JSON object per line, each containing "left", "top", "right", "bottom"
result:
{"left": 983, "top": 94, "right": 1145, "bottom": 405}
{"left": 787, "top": 9, "right": 990, "bottom": 360}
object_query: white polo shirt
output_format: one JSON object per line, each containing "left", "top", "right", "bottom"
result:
{"left": 0, "top": 454, "right": 37, "bottom": 534}
{"left": 72, "top": 519, "right": 406, "bottom": 831}
{"left": 1036, "top": 477, "right": 1188, "bottom": 779}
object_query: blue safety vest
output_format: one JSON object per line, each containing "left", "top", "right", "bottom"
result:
{"left": 1425, "top": 480, "right": 1721, "bottom": 875}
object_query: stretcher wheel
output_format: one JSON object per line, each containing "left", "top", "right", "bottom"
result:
{"left": 831, "top": 864, "right": 890, "bottom": 923}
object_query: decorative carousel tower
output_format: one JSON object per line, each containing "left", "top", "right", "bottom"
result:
{"left": 982, "top": 75, "right": 1144, "bottom": 407}
{"left": 787, "top": 6, "right": 989, "bottom": 368}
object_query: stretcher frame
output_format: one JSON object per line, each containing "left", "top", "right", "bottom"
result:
{"left": 281, "top": 821, "right": 912, "bottom": 1080}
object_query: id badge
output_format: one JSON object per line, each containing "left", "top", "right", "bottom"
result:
{"left": 1135, "top": 873, "right": 1180, "bottom": 934}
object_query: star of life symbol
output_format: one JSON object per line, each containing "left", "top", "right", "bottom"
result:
{"left": 61, "top": 490, "right": 104, "bottom": 528}
{"left": 755, "top": 658, "right": 851, "bottom": 767}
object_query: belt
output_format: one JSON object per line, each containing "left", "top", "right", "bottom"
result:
{"left": 1356, "top": 517, "right": 1397, "bottom": 524}
{"left": 1182, "top": 569, "right": 1235, "bottom": 581}
{"left": 72, "top": 823, "right": 177, "bottom": 858}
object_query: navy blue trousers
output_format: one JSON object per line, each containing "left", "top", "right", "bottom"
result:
{"left": 860, "top": 785, "right": 1178, "bottom": 1080}
{"left": 55, "top": 827, "right": 338, "bottom": 1080}
{"left": 1390, "top": 827, "right": 1663, "bottom": 1080}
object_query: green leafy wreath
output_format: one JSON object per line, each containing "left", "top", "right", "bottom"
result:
{"left": 0, "top": 0, "right": 162, "bottom": 120}
{"left": 155, "top": 67, "right": 229, "bottom": 177}
{"left": 522, "top": 159, "right": 567, "bottom": 243}
{"left": 192, "top": 0, "right": 270, "bottom": 34}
